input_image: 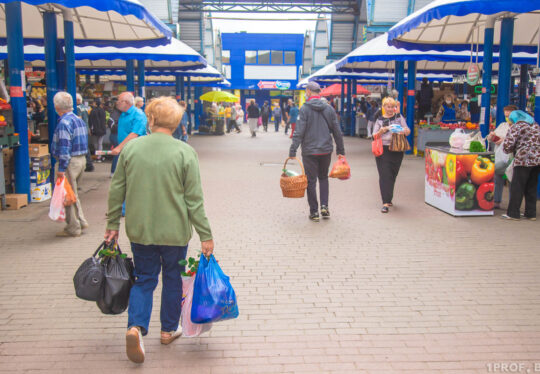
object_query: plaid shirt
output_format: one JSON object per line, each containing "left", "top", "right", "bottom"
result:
{"left": 51, "top": 112, "right": 89, "bottom": 172}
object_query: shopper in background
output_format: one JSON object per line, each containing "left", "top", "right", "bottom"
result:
{"left": 272, "top": 103, "right": 282, "bottom": 132}
{"left": 288, "top": 102, "right": 299, "bottom": 139}
{"left": 501, "top": 110, "right": 540, "bottom": 221}
{"left": 111, "top": 92, "right": 147, "bottom": 156}
{"left": 372, "top": 97, "right": 410, "bottom": 214}
{"left": 30, "top": 99, "right": 45, "bottom": 124}
{"left": 289, "top": 81, "right": 345, "bottom": 222}
{"left": 51, "top": 92, "right": 89, "bottom": 237}
{"left": 104, "top": 97, "right": 214, "bottom": 364}
{"left": 416, "top": 77, "right": 433, "bottom": 120}
{"left": 284, "top": 99, "right": 292, "bottom": 135}
{"left": 487, "top": 104, "right": 518, "bottom": 209}
{"left": 260, "top": 101, "right": 270, "bottom": 132}
{"left": 134, "top": 96, "right": 144, "bottom": 110}
{"left": 76, "top": 93, "right": 94, "bottom": 172}
{"left": 172, "top": 100, "right": 188, "bottom": 142}
{"left": 88, "top": 98, "right": 107, "bottom": 162}
{"left": 469, "top": 93, "right": 481, "bottom": 123}
{"left": 247, "top": 100, "right": 260, "bottom": 137}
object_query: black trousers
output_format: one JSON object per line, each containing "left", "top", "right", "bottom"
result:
{"left": 262, "top": 118, "right": 268, "bottom": 131}
{"left": 375, "top": 146, "right": 404, "bottom": 204}
{"left": 507, "top": 165, "right": 540, "bottom": 219}
{"left": 302, "top": 153, "right": 332, "bottom": 214}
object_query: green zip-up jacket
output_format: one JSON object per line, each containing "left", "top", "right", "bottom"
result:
{"left": 106, "top": 132, "right": 212, "bottom": 246}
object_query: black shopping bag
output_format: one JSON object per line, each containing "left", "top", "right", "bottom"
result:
{"left": 73, "top": 242, "right": 106, "bottom": 301}
{"left": 96, "top": 243, "right": 134, "bottom": 315}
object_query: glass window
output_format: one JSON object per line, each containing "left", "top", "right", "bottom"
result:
{"left": 258, "top": 50, "right": 270, "bottom": 64}
{"left": 284, "top": 51, "right": 295, "bottom": 64}
{"left": 271, "top": 50, "right": 283, "bottom": 65}
{"left": 222, "top": 50, "right": 230, "bottom": 64}
{"left": 245, "top": 50, "right": 257, "bottom": 64}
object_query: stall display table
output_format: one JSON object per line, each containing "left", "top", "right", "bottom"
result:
{"left": 417, "top": 128, "right": 475, "bottom": 152}
{"left": 425, "top": 145, "right": 494, "bottom": 217}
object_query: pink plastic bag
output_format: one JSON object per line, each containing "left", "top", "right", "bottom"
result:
{"left": 48, "top": 177, "right": 66, "bottom": 222}
{"left": 181, "top": 276, "right": 212, "bottom": 337}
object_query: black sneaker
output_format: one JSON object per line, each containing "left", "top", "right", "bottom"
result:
{"left": 320, "top": 205, "right": 330, "bottom": 219}
{"left": 309, "top": 212, "right": 320, "bottom": 222}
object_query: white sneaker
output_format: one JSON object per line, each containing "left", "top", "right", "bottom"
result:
{"left": 126, "top": 327, "right": 145, "bottom": 363}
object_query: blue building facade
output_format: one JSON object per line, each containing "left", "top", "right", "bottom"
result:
{"left": 221, "top": 33, "right": 304, "bottom": 108}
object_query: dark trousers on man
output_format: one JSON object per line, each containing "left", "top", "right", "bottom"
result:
{"left": 507, "top": 165, "right": 540, "bottom": 219}
{"left": 375, "top": 146, "right": 404, "bottom": 204}
{"left": 128, "top": 243, "right": 188, "bottom": 336}
{"left": 262, "top": 118, "right": 268, "bottom": 131}
{"left": 302, "top": 153, "right": 332, "bottom": 214}
{"left": 274, "top": 116, "right": 281, "bottom": 132}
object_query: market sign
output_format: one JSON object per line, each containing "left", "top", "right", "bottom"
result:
{"left": 473, "top": 84, "right": 496, "bottom": 94}
{"left": 466, "top": 64, "right": 480, "bottom": 86}
{"left": 257, "top": 80, "right": 291, "bottom": 90}
{"left": 275, "top": 81, "right": 291, "bottom": 90}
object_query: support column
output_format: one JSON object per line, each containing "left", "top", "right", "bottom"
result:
{"left": 137, "top": 60, "right": 145, "bottom": 98}
{"left": 194, "top": 86, "right": 202, "bottom": 130}
{"left": 85, "top": 75, "right": 91, "bottom": 84}
{"left": 95, "top": 75, "right": 100, "bottom": 84}
{"left": 340, "top": 78, "right": 345, "bottom": 131}
{"left": 406, "top": 61, "right": 416, "bottom": 155}
{"left": 180, "top": 76, "right": 185, "bottom": 100}
{"left": 6, "top": 2, "right": 30, "bottom": 197}
{"left": 346, "top": 79, "right": 352, "bottom": 135}
{"left": 518, "top": 64, "right": 528, "bottom": 111}
{"left": 126, "top": 60, "right": 135, "bottom": 93}
{"left": 480, "top": 18, "right": 495, "bottom": 137}
{"left": 187, "top": 77, "right": 192, "bottom": 134}
{"left": 496, "top": 17, "right": 514, "bottom": 127}
{"left": 396, "top": 61, "right": 405, "bottom": 114}
{"left": 43, "top": 10, "right": 58, "bottom": 180}
{"left": 175, "top": 75, "right": 182, "bottom": 100}
{"left": 63, "top": 9, "right": 76, "bottom": 112}
{"left": 352, "top": 79, "right": 357, "bottom": 136}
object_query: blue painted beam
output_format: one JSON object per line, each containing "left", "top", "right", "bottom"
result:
{"left": 396, "top": 61, "right": 405, "bottom": 114}
{"left": 137, "top": 60, "right": 145, "bottom": 97}
{"left": 187, "top": 76, "right": 192, "bottom": 134}
{"left": 63, "top": 10, "right": 76, "bottom": 114}
{"left": 340, "top": 78, "right": 345, "bottom": 132}
{"left": 347, "top": 79, "right": 352, "bottom": 135}
{"left": 43, "top": 11, "right": 58, "bottom": 180}
{"left": 6, "top": 2, "right": 30, "bottom": 198}
{"left": 406, "top": 61, "right": 416, "bottom": 155}
{"left": 496, "top": 17, "right": 514, "bottom": 127}
{"left": 519, "top": 64, "right": 528, "bottom": 111}
{"left": 480, "top": 26, "right": 494, "bottom": 137}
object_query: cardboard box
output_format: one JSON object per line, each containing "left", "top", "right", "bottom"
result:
{"left": 5, "top": 193, "right": 28, "bottom": 210}
{"left": 2, "top": 148, "right": 13, "bottom": 167}
{"left": 30, "top": 154, "right": 51, "bottom": 171}
{"left": 30, "top": 182, "right": 52, "bottom": 202}
{"left": 29, "top": 143, "right": 49, "bottom": 157}
{"left": 30, "top": 169, "right": 50, "bottom": 186}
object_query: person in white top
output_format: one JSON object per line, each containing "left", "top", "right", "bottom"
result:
{"left": 487, "top": 104, "right": 518, "bottom": 209}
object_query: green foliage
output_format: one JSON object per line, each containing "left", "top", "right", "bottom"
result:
{"left": 469, "top": 141, "right": 485, "bottom": 153}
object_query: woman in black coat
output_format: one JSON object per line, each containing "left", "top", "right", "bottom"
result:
{"left": 89, "top": 99, "right": 107, "bottom": 161}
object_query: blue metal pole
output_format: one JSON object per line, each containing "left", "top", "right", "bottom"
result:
{"left": 346, "top": 79, "right": 352, "bottom": 135}
{"left": 43, "top": 11, "right": 58, "bottom": 182}
{"left": 180, "top": 76, "right": 185, "bottom": 101}
{"left": 340, "top": 78, "right": 345, "bottom": 131}
{"left": 6, "top": 2, "right": 30, "bottom": 198}
{"left": 137, "top": 60, "right": 145, "bottom": 98}
{"left": 396, "top": 61, "right": 405, "bottom": 114}
{"left": 536, "top": 77, "right": 540, "bottom": 124}
{"left": 194, "top": 86, "right": 202, "bottom": 130}
{"left": 519, "top": 64, "right": 528, "bottom": 111}
{"left": 480, "top": 27, "right": 494, "bottom": 137}
{"left": 63, "top": 9, "right": 76, "bottom": 112}
{"left": 85, "top": 75, "right": 90, "bottom": 84}
{"left": 175, "top": 75, "right": 181, "bottom": 100}
{"left": 352, "top": 78, "right": 357, "bottom": 136}
{"left": 406, "top": 61, "right": 416, "bottom": 155}
{"left": 496, "top": 17, "right": 514, "bottom": 127}
{"left": 187, "top": 77, "right": 192, "bottom": 134}
{"left": 126, "top": 60, "right": 135, "bottom": 93}
{"left": 95, "top": 74, "right": 100, "bottom": 84}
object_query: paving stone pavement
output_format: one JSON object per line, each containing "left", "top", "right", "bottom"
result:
{"left": 1, "top": 123, "right": 540, "bottom": 374}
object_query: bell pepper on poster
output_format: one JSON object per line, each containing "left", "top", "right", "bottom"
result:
{"left": 455, "top": 182, "right": 476, "bottom": 210}
{"left": 471, "top": 157, "right": 495, "bottom": 185}
{"left": 476, "top": 182, "right": 495, "bottom": 210}
{"left": 456, "top": 160, "right": 467, "bottom": 185}
{"left": 445, "top": 155, "right": 456, "bottom": 185}
{"left": 459, "top": 154, "right": 478, "bottom": 174}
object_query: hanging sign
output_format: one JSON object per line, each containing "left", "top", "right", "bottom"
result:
{"left": 466, "top": 64, "right": 480, "bottom": 86}
{"left": 275, "top": 81, "right": 291, "bottom": 90}
{"left": 257, "top": 81, "right": 277, "bottom": 89}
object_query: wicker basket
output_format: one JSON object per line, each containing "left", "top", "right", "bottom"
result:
{"left": 280, "top": 157, "right": 308, "bottom": 198}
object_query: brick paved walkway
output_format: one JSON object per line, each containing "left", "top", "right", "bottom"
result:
{"left": 1, "top": 124, "right": 540, "bottom": 374}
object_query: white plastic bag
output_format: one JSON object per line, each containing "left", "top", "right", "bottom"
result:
{"left": 449, "top": 128, "right": 468, "bottom": 149}
{"left": 505, "top": 158, "right": 514, "bottom": 182}
{"left": 181, "top": 276, "right": 212, "bottom": 337}
{"left": 495, "top": 146, "right": 511, "bottom": 174}
{"left": 48, "top": 177, "right": 66, "bottom": 222}
{"left": 463, "top": 131, "right": 485, "bottom": 151}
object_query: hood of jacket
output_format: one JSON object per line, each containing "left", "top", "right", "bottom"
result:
{"left": 304, "top": 98, "right": 327, "bottom": 112}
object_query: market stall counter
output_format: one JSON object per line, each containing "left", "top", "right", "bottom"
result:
{"left": 425, "top": 145, "right": 495, "bottom": 217}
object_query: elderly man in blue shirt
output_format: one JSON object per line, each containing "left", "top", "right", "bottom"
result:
{"left": 51, "top": 92, "right": 89, "bottom": 237}
{"left": 110, "top": 92, "right": 147, "bottom": 156}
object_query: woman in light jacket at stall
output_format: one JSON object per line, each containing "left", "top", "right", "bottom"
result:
{"left": 501, "top": 110, "right": 540, "bottom": 221}
{"left": 372, "top": 97, "right": 410, "bottom": 213}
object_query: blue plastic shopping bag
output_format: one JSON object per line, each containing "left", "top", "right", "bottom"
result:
{"left": 191, "top": 255, "right": 239, "bottom": 324}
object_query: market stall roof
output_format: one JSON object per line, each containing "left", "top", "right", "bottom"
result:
{"left": 78, "top": 65, "right": 225, "bottom": 82}
{"left": 0, "top": 0, "right": 172, "bottom": 47}
{"left": 0, "top": 38, "right": 207, "bottom": 70}
{"left": 336, "top": 34, "right": 537, "bottom": 74}
{"left": 320, "top": 83, "right": 370, "bottom": 97}
{"left": 298, "top": 61, "right": 453, "bottom": 88}
{"left": 386, "top": 0, "right": 540, "bottom": 52}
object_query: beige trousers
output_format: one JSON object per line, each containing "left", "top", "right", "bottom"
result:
{"left": 57, "top": 155, "right": 88, "bottom": 235}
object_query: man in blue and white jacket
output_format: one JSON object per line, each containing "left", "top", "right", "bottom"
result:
{"left": 51, "top": 92, "right": 89, "bottom": 237}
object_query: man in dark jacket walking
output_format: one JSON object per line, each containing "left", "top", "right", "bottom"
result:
{"left": 261, "top": 101, "right": 270, "bottom": 132}
{"left": 289, "top": 81, "right": 345, "bottom": 222}
{"left": 89, "top": 98, "right": 107, "bottom": 161}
